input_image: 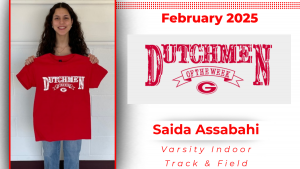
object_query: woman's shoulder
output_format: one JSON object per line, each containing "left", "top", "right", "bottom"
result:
{"left": 73, "top": 53, "right": 88, "bottom": 58}
{"left": 73, "top": 54, "right": 90, "bottom": 62}
{"left": 37, "top": 53, "right": 52, "bottom": 57}
{"left": 35, "top": 53, "right": 52, "bottom": 61}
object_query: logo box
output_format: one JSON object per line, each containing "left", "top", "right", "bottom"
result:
{"left": 128, "top": 35, "right": 291, "bottom": 104}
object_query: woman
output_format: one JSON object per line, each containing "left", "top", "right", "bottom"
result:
{"left": 25, "top": 3, "right": 99, "bottom": 64}
{"left": 20, "top": 2, "right": 105, "bottom": 169}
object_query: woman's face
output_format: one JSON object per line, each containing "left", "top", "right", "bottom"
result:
{"left": 52, "top": 8, "right": 73, "bottom": 36}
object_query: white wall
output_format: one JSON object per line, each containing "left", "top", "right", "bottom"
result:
{"left": 11, "top": 0, "right": 115, "bottom": 161}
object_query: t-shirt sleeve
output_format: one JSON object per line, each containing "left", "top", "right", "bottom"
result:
{"left": 16, "top": 64, "right": 36, "bottom": 90}
{"left": 89, "top": 64, "right": 108, "bottom": 88}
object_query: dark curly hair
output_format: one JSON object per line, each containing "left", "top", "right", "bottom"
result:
{"left": 36, "top": 2, "right": 89, "bottom": 57}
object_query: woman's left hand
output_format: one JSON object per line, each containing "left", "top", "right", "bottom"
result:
{"left": 88, "top": 54, "right": 99, "bottom": 64}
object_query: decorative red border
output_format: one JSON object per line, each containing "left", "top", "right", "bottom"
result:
{"left": 9, "top": 1, "right": 298, "bottom": 169}
{"left": 9, "top": 1, "right": 117, "bottom": 169}
{"left": 116, "top": 2, "right": 300, "bottom": 9}
{"left": 114, "top": 0, "right": 117, "bottom": 168}
{"left": 9, "top": 0, "right": 11, "bottom": 168}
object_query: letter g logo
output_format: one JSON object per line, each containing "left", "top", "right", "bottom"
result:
{"left": 196, "top": 81, "right": 218, "bottom": 94}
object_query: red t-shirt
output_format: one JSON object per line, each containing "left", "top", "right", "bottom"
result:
{"left": 16, "top": 53, "right": 108, "bottom": 141}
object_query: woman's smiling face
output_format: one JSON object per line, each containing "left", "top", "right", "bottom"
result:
{"left": 52, "top": 8, "right": 73, "bottom": 36}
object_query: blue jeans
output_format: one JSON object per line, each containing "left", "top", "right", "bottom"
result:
{"left": 42, "top": 140, "right": 82, "bottom": 169}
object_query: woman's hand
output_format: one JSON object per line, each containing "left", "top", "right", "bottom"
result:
{"left": 88, "top": 54, "right": 99, "bottom": 64}
{"left": 25, "top": 55, "right": 36, "bottom": 65}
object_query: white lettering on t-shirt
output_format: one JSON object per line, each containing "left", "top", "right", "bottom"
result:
{"left": 43, "top": 76, "right": 85, "bottom": 91}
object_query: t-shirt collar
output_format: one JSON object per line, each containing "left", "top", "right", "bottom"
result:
{"left": 49, "top": 53, "right": 75, "bottom": 63}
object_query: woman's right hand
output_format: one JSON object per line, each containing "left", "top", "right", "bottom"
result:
{"left": 25, "top": 55, "right": 36, "bottom": 65}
